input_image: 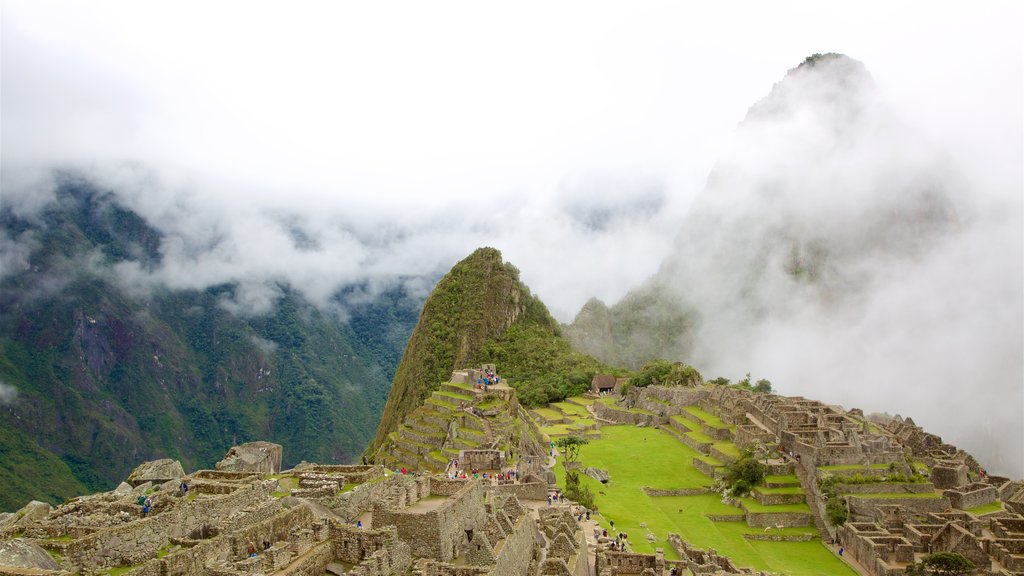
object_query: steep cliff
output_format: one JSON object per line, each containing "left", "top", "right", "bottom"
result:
{"left": 368, "top": 247, "right": 607, "bottom": 456}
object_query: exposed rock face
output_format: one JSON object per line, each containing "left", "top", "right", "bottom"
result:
{"left": 0, "top": 539, "right": 61, "bottom": 570}
{"left": 584, "top": 468, "right": 610, "bottom": 483}
{"left": 216, "top": 441, "right": 283, "bottom": 474}
{"left": 126, "top": 458, "right": 185, "bottom": 487}
{"left": 4, "top": 501, "right": 51, "bottom": 530}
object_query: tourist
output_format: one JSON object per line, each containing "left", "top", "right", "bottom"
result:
{"left": 263, "top": 540, "right": 270, "bottom": 550}
{"left": 586, "top": 510, "right": 590, "bottom": 520}
{"left": 247, "top": 542, "right": 258, "bottom": 557}
{"left": 179, "top": 480, "right": 189, "bottom": 496}
{"left": 838, "top": 546, "right": 844, "bottom": 556}
{"left": 356, "top": 520, "right": 363, "bottom": 529}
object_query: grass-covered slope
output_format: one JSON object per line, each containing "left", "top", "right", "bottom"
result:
{"left": 368, "top": 247, "right": 610, "bottom": 456}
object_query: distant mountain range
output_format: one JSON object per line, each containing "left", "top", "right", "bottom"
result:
{"left": 0, "top": 180, "right": 421, "bottom": 510}
{"left": 566, "top": 53, "right": 958, "bottom": 368}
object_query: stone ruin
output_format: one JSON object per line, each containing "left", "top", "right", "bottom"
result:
{"left": 0, "top": 423, "right": 586, "bottom": 576}
{"left": 216, "top": 441, "right": 284, "bottom": 475}
{"left": 4, "top": 364, "right": 1024, "bottom": 576}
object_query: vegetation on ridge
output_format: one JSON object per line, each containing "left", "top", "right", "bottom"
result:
{"left": 368, "top": 247, "right": 611, "bottom": 457}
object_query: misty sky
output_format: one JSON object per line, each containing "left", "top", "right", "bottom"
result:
{"left": 2, "top": 3, "right": 1023, "bottom": 470}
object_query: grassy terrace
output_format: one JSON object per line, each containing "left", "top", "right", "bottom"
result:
{"left": 670, "top": 415, "right": 699, "bottom": 431}
{"left": 597, "top": 396, "right": 656, "bottom": 415}
{"left": 713, "top": 442, "right": 741, "bottom": 459}
{"left": 765, "top": 474, "right": 799, "bottom": 485}
{"left": 683, "top": 406, "right": 732, "bottom": 430}
{"left": 738, "top": 497, "right": 812, "bottom": 514}
{"left": 819, "top": 464, "right": 892, "bottom": 471}
{"left": 555, "top": 425, "right": 854, "bottom": 576}
{"left": 552, "top": 401, "right": 590, "bottom": 417}
{"left": 434, "top": 390, "right": 473, "bottom": 401}
{"left": 532, "top": 407, "right": 567, "bottom": 421}
{"left": 541, "top": 424, "right": 600, "bottom": 437}
{"left": 852, "top": 492, "right": 942, "bottom": 499}
{"left": 756, "top": 486, "right": 806, "bottom": 495}
{"left": 967, "top": 501, "right": 1003, "bottom": 515}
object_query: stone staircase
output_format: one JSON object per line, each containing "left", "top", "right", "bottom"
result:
{"left": 794, "top": 461, "right": 835, "bottom": 540}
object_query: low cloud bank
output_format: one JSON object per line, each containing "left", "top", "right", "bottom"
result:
{"left": 654, "top": 56, "right": 1023, "bottom": 476}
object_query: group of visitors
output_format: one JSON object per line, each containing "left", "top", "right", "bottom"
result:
{"left": 136, "top": 495, "right": 154, "bottom": 516}
{"left": 245, "top": 541, "right": 271, "bottom": 558}
{"left": 476, "top": 369, "right": 500, "bottom": 390}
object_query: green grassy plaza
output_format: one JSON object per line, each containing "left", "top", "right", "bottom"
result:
{"left": 554, "top": 423, "right": 856, "bottom": 576}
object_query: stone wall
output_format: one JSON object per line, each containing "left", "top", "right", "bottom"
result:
{"left": 487, "top": 481, "right": 547, "bottom": 502}
{"left": 373, "top": 480, "right": 487, "bottom": 562}
{"left": 943, "top": 482, "right": 997, "bottom": 510}
{"left": 641, "top": 488, "right": 709, "bottom": 497}
{"left": 835, "top": 483, "right": 935, "bottom": 495}
{"left": 461, "top": 450, "right": 505, "bottom": 471}
{"left": 847, "top": 495, "right": 951, "bottom": 520}
{"left": 490, "top": 511, "right": 538, "bottom": 576}
{"left": 597, "top": 549, "right": 664, "bottom": 576}
{"left": 63, "top": 480, "right": 276, "bottom": 569}
{"left": 734, "top": 425, "right": 774, "bottom": 450}
{"left": 330, "top": 474, "right": 401, "bottom": 521}
{"left": 743, "top": 511, "right": 812, "bottom": 528}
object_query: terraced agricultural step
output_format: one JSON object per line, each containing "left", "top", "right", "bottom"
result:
{"left": 416, "top": 409, "right": 455, "bottom": 429}
{"left": 753, "top": 487, "right": 807, "bottom": 506}
{"left": 442, "top": 383, "right": 476, "bottom": 396}
{"left": 399, "top": 426, "right": 446, "bottom": 449}
{"left": 431, "top": 391, "right": 472, "bottom": 406}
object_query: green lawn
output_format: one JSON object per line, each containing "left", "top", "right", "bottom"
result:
{"left": 555, "top": 425, "right": 855, "bottom": 576}
{"left": 818, "top": 463, "right": 891, "bottom": 471}
{"left": 966, "top": 501, "right": 1003, "bottom": 515}
{"left": 765, "top": 474, "right": 799, "bottom": 485}
{"left": 756, "top": 486, "right": 805, "bottom": 495}
{"left": 683, "top": 406, "right": 730, "bottom": 429}
{"left": 553, "top": 401, "right": 590, "bottom": 417}
{"left": 533, "top": 407, "right": 567, "bottom": 421}
{"left": 670, "top": 415, "right": 700, "bottom": 431}
{"left": 713, "top": 442, "right": 741, "bottom": 459}
{"left": 853, "top": 492, "right": 942, "bottom": 499}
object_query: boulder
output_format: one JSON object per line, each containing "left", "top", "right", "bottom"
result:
{"left": 126, "top": 459, "right": 185, "bottom": 487}
{"left": 0, "top": 539, "right": 60, "bottom": 570}
{"left": 113, "top": 482, "right": 133, "bottom": 495}
{"left": 216, "top": 441, "right": 283, "bottom": 474}
{"left": 584, "top": 467, "right": 610, "bottom": 483}
{"left": 9, "top": 501, "right": 51, "bottom": 528}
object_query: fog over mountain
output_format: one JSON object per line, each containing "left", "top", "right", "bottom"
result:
{"left": 570, "top": 54, "right": 1023, "bottom": 476}
{"left": 2, "top": 3, "right": 1021, "bottom": 473}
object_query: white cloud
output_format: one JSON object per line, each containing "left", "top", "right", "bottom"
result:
{"left": 0, "top": 380, "right": 17, "bottom": 405}
{"left": 0, "top": 1, "right": 1020, "bottom": 470}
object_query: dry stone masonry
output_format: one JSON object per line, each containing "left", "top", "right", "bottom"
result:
{"left": 2, "top": 365, "right": 1022, "bottom": 576}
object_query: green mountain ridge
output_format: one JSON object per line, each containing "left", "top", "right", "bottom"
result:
{"left": 0, "top": 179, "right": 420, "bottom": 511}
{"left": 368, "top": 247, "right": 612, "bottom": 458}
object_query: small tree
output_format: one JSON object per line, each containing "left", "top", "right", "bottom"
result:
{"left": 753, "top": 379, "right": 772, "bottom": 393}
{"left": 904, "top": 552, "right": 975, "bottom": 575}
{"left": 555, "top": 436, "right": 588, "bottom": 467}
{"left": 723, "top": 448, "right": 766, "bottom": 497}
{"left": 556, "top": 436, "right": 594, "bottom": 508}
